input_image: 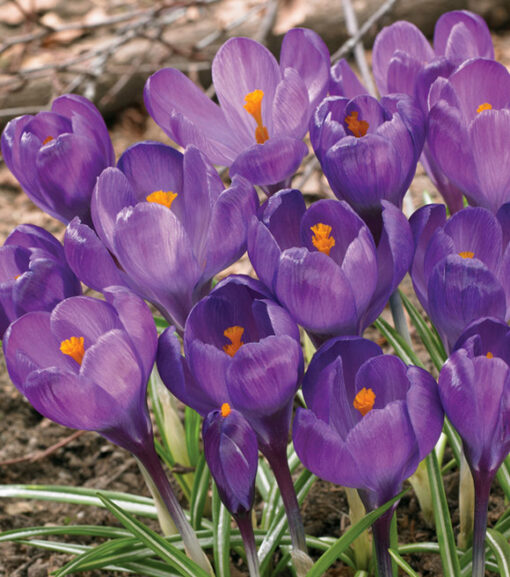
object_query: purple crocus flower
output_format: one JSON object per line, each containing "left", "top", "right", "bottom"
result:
{"left": 0, "top": 224, "right": 82, "bottom": 338}
{"left": 248, "top": 189, "right": 413, "bottom": 346}
{"left": 293, "top": 336, "right": 443, "bottom": 576}
{"left": 64, "top": 141, "right": 258, "bottom": 332}
{"left": 203, "top": 407, "right": 261, "bottom": 577}
{"left": 439, "top": 318, "right": 510, "bottom": 577}
{"left": 1, "top": 95, "right": 115, "bottom": 225}
{"left": 410, "top": 204, "right": 509, "bottom": 351}
{"left": 144, "top": 29, "right": 330, "bottom": 192}
{"left": 157, "top": 275, "right": 309, "bottom": 559}
{"left": 427, "top": 58, "right": 510, "bottom": 214}
{"left": 372, "top": 11, "right": 494, "bottom": 213}
{"left": 2, "top": 286, "right": 211, "bottom": 571}
{"left": 310, "top": 93, "right": 424, "bottom": 220}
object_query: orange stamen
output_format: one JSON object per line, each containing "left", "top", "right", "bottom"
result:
{"left": 486, "top": 352, "right": 494, "bottom": 359}
{"left": 221, "top": 403, "right": 231, "bottom": 417}
{"left": 42, "top": 136, "right": 54, "bottom": 145}
{"left": 345, "top": 110, "right": 369, "bottom": 138}
{"left": 476, "top": 103, "right": 492, "bottom": 114}
{"left": 244, "top": 89, "right": 269, "bottom": 144}
{"left": 459, "top": 251, "right": 474, "bottom": 259}
{"left": 60, "top": 336, "right": 85, "bottom": 365}
{"left": 311, "top": 223, "right": 336, "bottom": 256}
{"left": 353, "top": 387, "right": 376, "bottom": 417}
{"left": 223, "top": 326, "right": 244, "bottom": 357}
{"left": 146, "top": 190, "right": 178, "bottom": 209}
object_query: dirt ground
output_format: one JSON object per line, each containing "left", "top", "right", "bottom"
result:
{"left": 0, "top": 17, "right": 510, "bottom": 577}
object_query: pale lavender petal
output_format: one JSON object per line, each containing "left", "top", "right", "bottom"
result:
{"left": 272, "top": 68, "right": 309, "bottom": 139}
{"left": 212, "top": 37, "right": 281, "bottom": 144}
{"left": 330, "top": 59, "right": 368, "bottom": 98}
{"left": 279, "top": 28, "right": 330, "bottom": 112}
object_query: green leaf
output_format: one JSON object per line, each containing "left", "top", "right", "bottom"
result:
{"left": 388, "top": 549, "right": 420, "bottom": 577}
{"left": 304, "top": 490, "right": 406, "bottom": 577}
{"left": 97, "top": 492, "right": 211, "bottom": 577}
{"left": 0, "top": 524, "right": 130, "bottom": 542}
{"left": 496, "top": 457, "right": 510, "bottom": 501}
{"left": 190, "top": 454, "right": 210, "bottom": 530}
{"left": 0, "top": 484, "right": 157, "bottom": 517}
{"left": 426, "top": 452, "right": 461, "bottom": 577}
{"left": 399, "top": 291, "right": 446, "bottom": 371}
{"left": 486, "top": 529, "right": 510, "bottom": 577}
{"left": 154, "top": 315, "right": 170, "bottom": 333}
{"left": 185, "top": 406, "right": 202, "bottom": 467}
{"left": 212, "top": 483, "right": 231, "bottom": 577}
{"left": 373, "top": 318, "right": 423, "bottom": 367}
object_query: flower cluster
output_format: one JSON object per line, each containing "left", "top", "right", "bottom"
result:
{"left": 1, "top": 10, "right": 509, "bottom": 577}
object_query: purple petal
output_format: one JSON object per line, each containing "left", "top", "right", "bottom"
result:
{"left": 92, "top": 167, "right": 137, "bottom": 251}
{"left": 212, "top": 37, "right": 281, "bottom": 144}
{"left": 227, "top": 335, "right": 302, "bottom": 415}
{"left": 275, "top": 247, "right": 358, "bottom": 335}
{"left": 203, "top": 408, "right": 258, "bottom": 515}
{"left": 372, "top": 21, "right": 433, "bottom": 95}
{"left": 470, "top": 109, "right": 510, "bottom": 212}
{"left": 293, "top": 408, "right": 362, "bottom": 487}
{"left": 260, "top": 188, "right": 306, "bottom": 250}
{"left": 117, "top": 141, "right": 184, "bottom": 204}
{"left": 405, "top": 365, "right": 444, "bottom": 460}
{"left": 202, "top": 175, "right": 258, "bottom": 282}
{"left": 50, "top": 296, "right": 121, "bottom": 347}
{"left": 103, "top": 286, "right": 157, "bottom": 383}
{"left": 64, "top": 218, "right": 128, "bottom": 292}
{"left": 329, "top": 59, "right": 368, "bottom": 98}
{"left": 428, "top": 255, "right": 507, "bottom": 350}
{"left": 230, "top": 136, "right": 308, "bottom": 187}
{"left": 36, "top": 133, "right": 106, "bottom": 223}
{"left": 3, "top": 311, "right": 75, "bottom": 390}
{"left": 280, "top": 28, "right": 330, "bottom": 113}
{"left": 52, "top": 94, "right": 115, "bottom": 165}
{"left": 409, "top": 203, "right": 447, "bottom": 308}
{"left": 324, "top": 134, "right": 404, "bottom": 211}
{"left": 272, "top": 68, "right": 309, "bottom": 139}
{"left": 434, "top": 11, "right": 494, "bottom": 64}
{"left": 144, "top": 68, "right": 237, "bottom": 165}
{"left": 345, "top": 401, "right": 419, "bottom": 501}
{"left": 355, "top": 355, "right": 410, "bottom": 409}
{"left": 113, "top": 203, "right": 200, "bottom": 330}
{"left": 247, "top": 217, "right": 281, "bottom": 292}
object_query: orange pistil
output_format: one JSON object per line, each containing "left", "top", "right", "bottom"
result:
{"left": 311, "top": 223, "right": 336, "bottom": 256}
{"left": 459, "top": 251, "right": 474, "bottom": 259}
{"left": 244, "top": 89, "right": 269, "bottom": 144}
{"left": 353, "top": 387, "right": 376, "bottom": 417}
{"left": 221, "top": 403, "right": 231, "bottom": 418}
{"left": 42, "top": 136, "right": 54, "bottom": 145}
{"left": 476, "top": 102, "right": 492, "bottom": 114}
{"left": 345, "top": 110, "right": 369, "bottom": 138}
{"left": 486, "top": 352, "right": 494, "bottom": 359}
{"left": 60, "top": 336, "right": 85, "bottom": 365}
{"left": 223, "top": 326, "right": 245, "bottom": 357}
{"left": 146, "top": 190, "right": 178, "bottom": 209}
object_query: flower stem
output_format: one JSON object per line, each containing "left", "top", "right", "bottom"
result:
{"left": 372, "top": 510, "right": 394, "bottom": 577}
{"left": 389, "top": 290, "right": 412, "bottom": 347}
{"left": 471, "top": 470, "right": 493, "bottom": 577}
{"left": 262, "top": 444, "right": 313, "bottom": 576}
{"left": 236, "top": 514, "right": 261, "bottom": 577}
{"left": 137, "top": 445, "right": 214, "bottom": 575}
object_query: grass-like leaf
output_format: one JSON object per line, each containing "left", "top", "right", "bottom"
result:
{"left": 304, "top": 490, "right": 407, "bottom": 577}
{"left": 426, "top": 452, "right": 461, "bottom": 577}
{"left": 373, "top": 318, "right": 423, "bottom": 367}
{"left": 212, "top": 484, "right": 231, "bottom": 577}
{"left": 496, "top": 457, "right": 510, "bottom": 501}
{"left": 486, "top": 529, "right": 510, "bottom": 577}
{"left": 399, "top": 291, "right": 447, "bottom": 371}
{"left": 388, "top": 548, "right": 420, "bottom": 577}
{"left": 185, "top": 406, "right": 202, "bottom": 468}
{"left": 97, "top": 492, "right": 211, "bottom": 577}
{"left": 0, "top": 484, "right": 157, "bottom": 517}
{"left": 190, "top": 453, "right": 210, "bottom": 530}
